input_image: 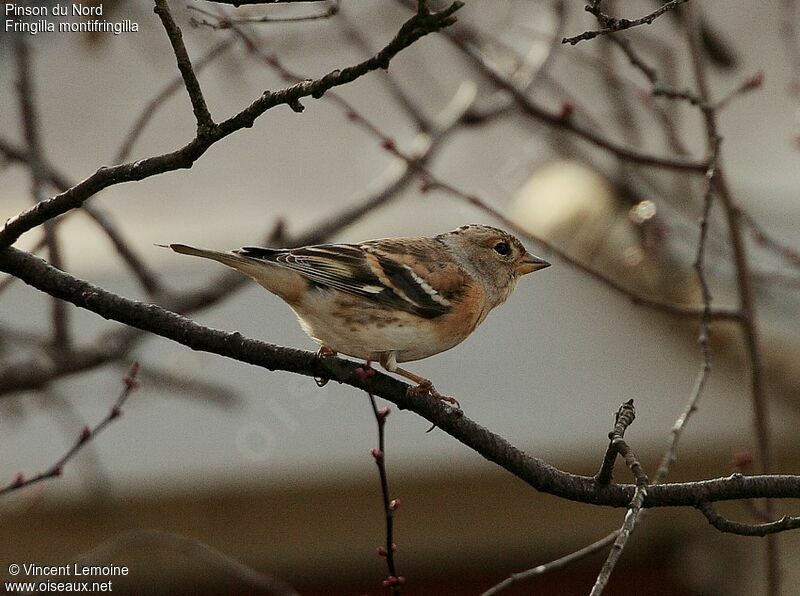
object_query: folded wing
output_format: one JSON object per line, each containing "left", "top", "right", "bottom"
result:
{"left": 236, "top": 243, "right": 454, "bottom": 319}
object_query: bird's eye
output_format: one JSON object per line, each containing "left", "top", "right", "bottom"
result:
{"left": 493, "top": 242, "right": 510, "bottom": 255}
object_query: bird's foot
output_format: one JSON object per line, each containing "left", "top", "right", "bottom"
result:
{"left": 314, "top": 346, "right": 337, "bottom": 387}
{"left": 413, "top": 380, "right": 461, "bottom": 409}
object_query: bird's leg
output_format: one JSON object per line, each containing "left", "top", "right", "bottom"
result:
{"left": 379, "top": 353, "right": 460, "bottom": 408}
{"left": 314, "top": 346, "right": 337, "bottom": 387}
{"left": 316, "top": 345, "right": 337, "bottom": 359}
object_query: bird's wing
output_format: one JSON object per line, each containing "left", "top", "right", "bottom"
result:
{"left": 236, "top": 240, "right": 464, "bottom": 319}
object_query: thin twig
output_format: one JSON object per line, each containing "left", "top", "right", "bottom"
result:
{"left": 563, "top": 0, "right": 690, "bottom": 45}
{"left": 153, "top": 0, "right": 215, "bottom": 130}
{"left": 698, "top": 501, "right": 800, "bottom": 537}
{"left": 367, "top": 386, "right": 403, "bottom": 593}
{"left": 481, "top": 532, "right": 619, "bottom": 596}
{"left": 336, "top": 4, "right": 432, "bottom": 131}
{"left": 595, "top": 399, "right": 637, "bottom": 485}
{"left": 590, "top": 402, "right": 650, "bottom": 596}
{"left": 114, "top": 37, "right": 235, "bottom": 164}
{"left": 0, "top": 362, "right": 140, "bottom": 497}
{"left": 686, "top": 5, "right": 780, "bottom": 593}
{"left": 203, "top": 0, "right": 339, "bottom": 24}
{"left": 15, "top": 37, "right": 70, "bottom": 351}
{"left": 589, "top": 485, "right": 647, "bottom": 595}
{"left": 0, "top": 1, "right": 464, "bottom": 249}
{"left": 653, "top": 101, "right": 718, "bottom": 483}
{"left": 440, "top": 26, "right": 706, "bottom": 171}
{"left": 0, "top": 137, "right": 165, "bottom": 298}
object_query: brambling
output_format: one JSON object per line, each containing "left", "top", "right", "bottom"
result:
{"left": 165, "top": 224, "right": 550, "bottom": 404}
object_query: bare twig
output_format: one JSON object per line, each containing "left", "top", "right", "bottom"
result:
{"left": 208, "top": 0, "right": 337, "bottom": 24}
{"left": 594, "top": 399, "right": 637, "bottom": 485}
{"left": 114, "top": 38, "right": 236, "bottom": 164}
{"left": 652, "top": 103, "right": 718, "bottom": 484}
{"left": 589, "top": 485, "right": 647, "bottom": 595}
{"left": 590, "top": 401, "right": 650, "bottom": 596}
{"left": 698, "top": 501, "right": 800, "bottom": 537}
{"left": 686, "top": 5, "right": 780, "bottom": 593}
{"left": 438, "top": 27, "right": 706, "bottom": 171}
{"left": 0, "top": 137, "right": 164, "bottom": 298}
{"left": 154, "top": 0, "right": 215, "bottom": 129}
{"left": 336, "top": 4, "right": 431, "bottom": 131}
{"left": 0, "top": 362, "right": 140, "bottom": 497}
{"left": 15, "top": 37, "right": 70, "bottom": 350}
{"left": 563, "top": 0, "right": 690, "bottom": 46}
{"left": 0, "top": 1, "right": 463, "bottom": 249}
{"left": 481, "top": 531, "right": 619, "bottom": 596}
{"left": 367, "top": 388, "right": 403, "bottom": 593}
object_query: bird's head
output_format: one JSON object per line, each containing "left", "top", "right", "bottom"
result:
{"left": 438, "top": 224, "right": 550, "bottom": 306}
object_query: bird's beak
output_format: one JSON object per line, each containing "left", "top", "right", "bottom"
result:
{"left": 516, "top": 252, "right": 551, "bottom": 275}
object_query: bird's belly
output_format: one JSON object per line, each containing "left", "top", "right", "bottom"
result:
{"left": 291, "top": 306, "right": 464, "bottom": 363}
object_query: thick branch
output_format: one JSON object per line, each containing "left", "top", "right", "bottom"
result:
{"left": 2, "top": 246, "right": 800, "bottom": 510}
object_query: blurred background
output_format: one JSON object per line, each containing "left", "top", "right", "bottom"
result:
{"left": 1, "top": 0, "right": 799, "bottom": 594}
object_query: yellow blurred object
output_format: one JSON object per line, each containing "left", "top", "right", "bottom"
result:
{"left": 510, "top": 160, "right": 800, "bottom": 405}
{"left": 510, "top": 160, "right": 696, "bottom": 304}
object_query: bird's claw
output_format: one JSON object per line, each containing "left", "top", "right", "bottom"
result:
{"left": 314, "top": 346, "right": 337, "bottom": 387}
{"left": 414, "top": 380, "right": 461, "bottom": 409}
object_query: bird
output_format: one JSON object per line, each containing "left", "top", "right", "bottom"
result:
{"left": 163, "top": 224, "right": 550, "bottom": 405}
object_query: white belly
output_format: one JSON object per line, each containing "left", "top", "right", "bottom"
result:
{"left": 289, "top": 300, "right": 466, "bottom": 363}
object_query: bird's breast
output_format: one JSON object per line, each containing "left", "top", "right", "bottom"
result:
{"left": 289, "top": 292, "right": 478, "bottom": 363}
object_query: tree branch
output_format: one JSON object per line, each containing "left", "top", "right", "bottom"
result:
{"left": 0, "top": 0, "right": 463, "bottom": 249}
{"left": 153, "top": 0, "right": 215, "bottom": 130}
{"left": 15, "top": 36, "right": 71, "bottom": 350}
{"left": 698, "top": 502, "right": 800, "bottom": 537}
{"left": 0, "top": 363, "right": 140, "bottom": 497}
{"left": 563, "top": 0, "right": 691, "bottom": 45}
{"left": 1, "top": 246, "right": 800, "bottom": 511}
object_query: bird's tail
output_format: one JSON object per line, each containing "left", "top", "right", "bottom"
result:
{"left": 162, "top": 243, "right": 255, "bottom": 270}
{"left": 160, "top": 243, "right": 304, "bottom": 302}
{"left": 161, "top": 243, "right": 277, "bottom": 281}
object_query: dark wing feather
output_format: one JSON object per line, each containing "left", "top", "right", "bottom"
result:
{"left": 236, "top": 244, "right": 451, "bottom": 319}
